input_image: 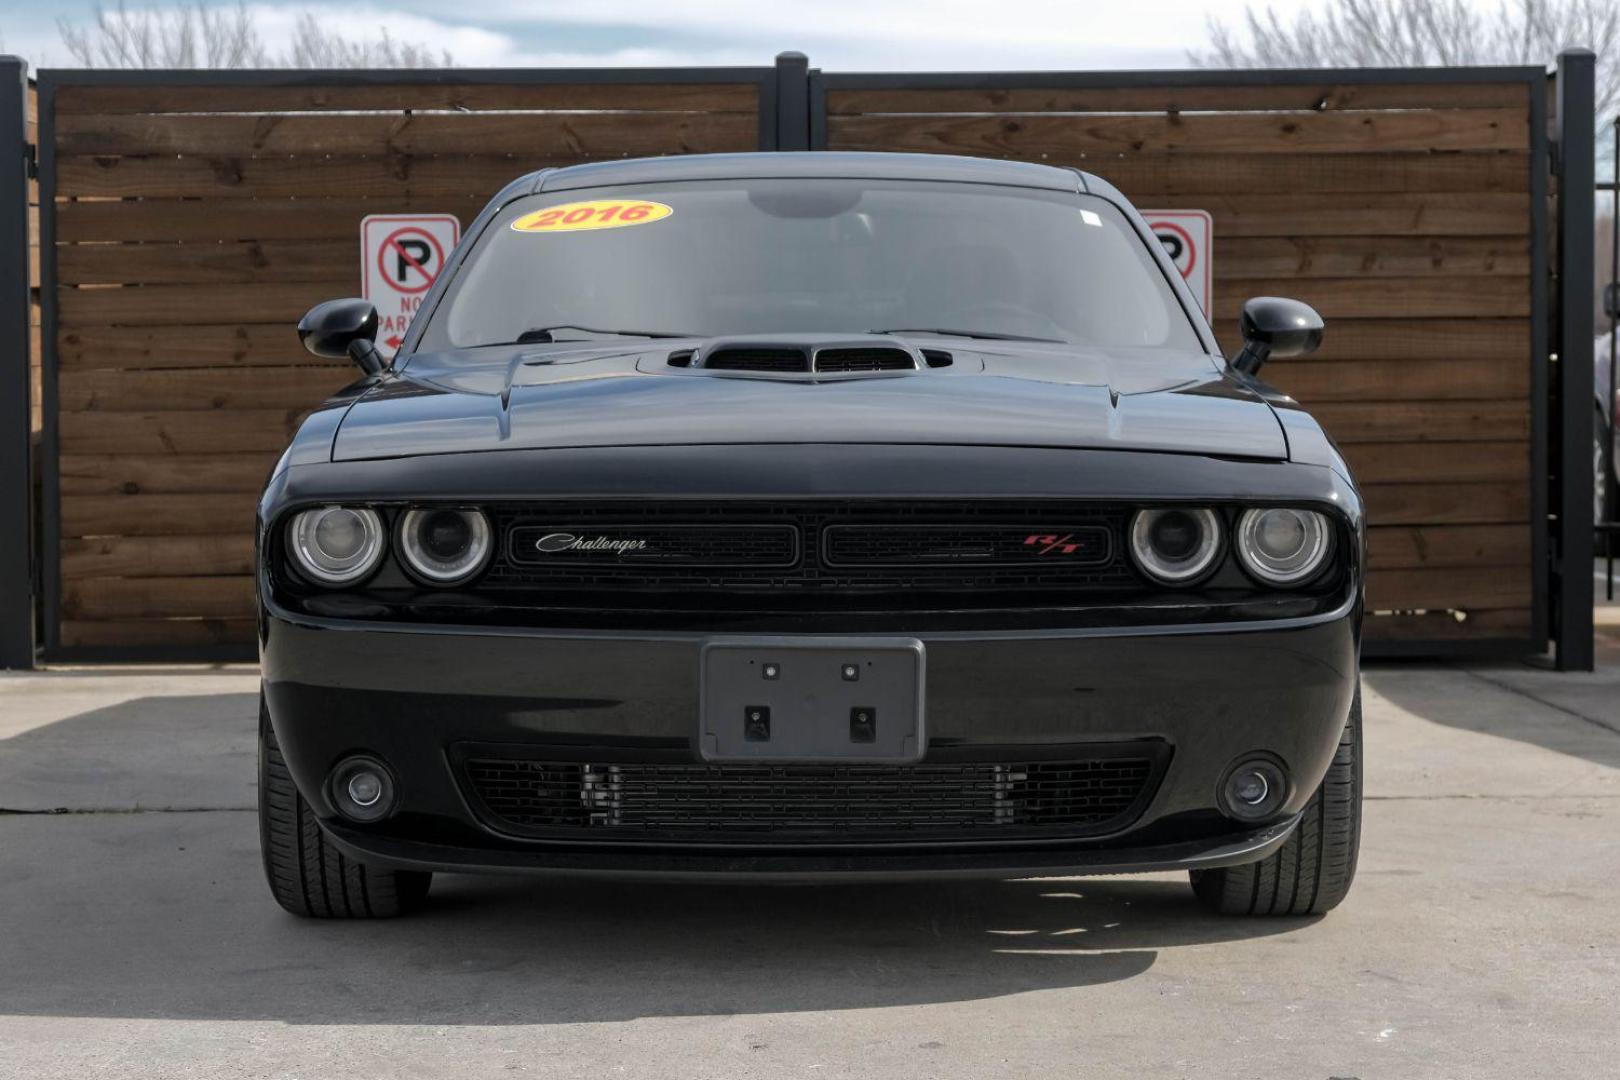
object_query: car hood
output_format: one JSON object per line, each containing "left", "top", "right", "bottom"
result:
{"left": 330, "top": 338, "right": 1288, "bottom": 462}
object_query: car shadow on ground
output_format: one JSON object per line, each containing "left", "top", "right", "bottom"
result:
{"left": 1362, "top": 658, "right": 1620, "bottom": 772}
{"left": 0, "top": 691, "right": 1323, "bottom": 1025}
{"left": 3, "top": 846, "right": 1318, "bottom": 1025}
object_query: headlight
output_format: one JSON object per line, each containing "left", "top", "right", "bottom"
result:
{"left": 286, "top": 506, "right": 385, "bottom": 585}
{"left": 1236, "top": 508, "right": 1332, "bottom": 585}
{"left": 1128, "top": 507, "right": 1222, "bottom": 584}
{"left": 399, "top": 508, "right": 492, "bottom": 585}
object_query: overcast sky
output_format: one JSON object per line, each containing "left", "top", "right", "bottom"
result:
{"left": 3, "top": 0, "right": 1302, "bottom": 69}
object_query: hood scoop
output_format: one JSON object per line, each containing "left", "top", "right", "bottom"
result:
{"left": 667, "top": 335, "right": 924, "bottom": 378}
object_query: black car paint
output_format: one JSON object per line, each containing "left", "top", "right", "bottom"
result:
{"left": 329, "top": 341, "right": 1289, "bottom": 462}
{"left": 258, "top": 152, "right": 1362, "bottom": 879}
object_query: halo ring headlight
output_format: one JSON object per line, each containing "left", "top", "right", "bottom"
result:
{"left": 399, "top": 508, "right": 492, "bottom": 585}
{"left": 1129, "top": 507, "right": 1223, "bottom": 584}
{"left": 1236, "top": 508, "right": 1332, "bottom": 586}
{"left": 287, "top": 506, "right": 385, "bottom": 585}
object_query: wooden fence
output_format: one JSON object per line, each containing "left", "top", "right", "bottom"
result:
{"left": 38, "top": 69, "right": 774, "bottom": 654}
{"left": 17, "top": 59, "right": 1580, "bottom": 659}
{"left": 817, "top": 70, "right": 1546, "bottom": 649}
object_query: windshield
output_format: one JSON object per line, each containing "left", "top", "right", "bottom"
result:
{"left": 418, "top": 178, "right": 1203, "bottom": 353}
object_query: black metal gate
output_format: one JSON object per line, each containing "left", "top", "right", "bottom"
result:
{"left": 0, "top": 49, "right": 1603, "bottom": 668}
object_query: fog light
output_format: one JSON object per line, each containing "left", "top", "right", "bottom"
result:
{"left": 329, "top": 755, "right": 397, "bottom": 823}
{"left": 1220, "top": 758, "right": 1288, "bottom": 822}
{"left": 347, "top": 771, "right": 384, "bottom": 807}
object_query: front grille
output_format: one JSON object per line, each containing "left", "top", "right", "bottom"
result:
{"left": 462, "top": 750, "right": 1162, "bottom": 844}
{"left": 703, "top": 348, "right": 807, "bottom": 372}
{"left": 509, "top": 524, "right": 797, "bottom": 568}
{"left": 825, "top": 524, "right": 1111, "bottom": 567}
{"left": 481, "top": 501, "right": 1137, "bottom": 602}
{"left": 815, "top": 348, "right": 915, "bottom": 373}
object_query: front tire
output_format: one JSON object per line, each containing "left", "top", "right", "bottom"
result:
{"left": 258, "top": 693, "right": 431, "bottom": 918}
{"left": 1189, "top": 684, "right": 1362, "bottom": 916}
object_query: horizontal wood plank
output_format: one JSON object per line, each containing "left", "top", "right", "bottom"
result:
{"left": 1364, "top": 608, "right": 1532, "bottom": 640}
{"left": 1341, "top": 441, "right": 1529, "bottom": 484}
{"left": 60, "top": 239, "right": 359, "bottom": 285}
{"left": 827, "top": 108, "right": 1528, "bottom": 156}
{"left": 61, "top": 575, "right": 256, "bottom": 620}
{"left": 1216, "top": 236, "right": 1528, "bottom": 279}
{"left": 59, "top": 324, "right": 334, "bottom": 370}
{"left": 60, "top": 282, "right": 352, "bottom": 328}
{"left": 62, "top": 492, "right": 261, "bottom": 537}
{"left": 1269, "top": 357, "right": 1528, "bottom": 402}
{"left": 59, "top": 618, "right": 257, "bottom": 649}
{"left": 60, "top": 153, "right": 620, "bottom": 201}
{"left": 1312, "top": 400, "right": 1530, "bottom": 443}
{"left": 56, "top": 197, "right": 482, "bottom": 243}
{"left": 59, "top": 367, "right": 352, "bottom": 411}
{"left": 1212, "top": 276, "right": 1530, "bottom": 320}
{"left": 56, "top": 111, "right": 758, "bottom": 157}
{"left": 1366, "top": 524, "right": 1529, "bottom": 569}
{"left": 57, "top": 81, "right": 760, "bottom": 115}
{"left": 59, "top": 409, "right": 306, "bottom": 454}
{"left": 62, "top": 535, "right": 255, "bottom": 578}
{"left": 1309, "top": 318, "right": 1530, "bottom": 362}
{"left": 1361, "top": 482, "right": 1529, "bottom": 525}
{"left": 60, "top": 453, "right": 281, "bottom": 495}
{"left": 59, "top": 151, "right": 1534, "bottom": 202}
{"left": 826, "top": 81, "right": 1532, "bottom": 114}
{"left": 1366, "top": 566, "right": 1532, "bottom": 610}
{"left": 1097, "top": 151, "right": 1531, "bottom": 196}
{"left": 1168, "top": 192, "right": 1530, "bottom": 237}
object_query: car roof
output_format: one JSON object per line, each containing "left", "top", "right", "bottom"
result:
{"left": 530, "top": 151, "right": 1089, "bottom": 194}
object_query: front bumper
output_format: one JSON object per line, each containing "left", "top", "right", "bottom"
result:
{"left": 260, "top": 600, "right": 1358, "bottom": 879}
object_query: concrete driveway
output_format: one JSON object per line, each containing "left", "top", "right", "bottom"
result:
{"left": 1, "top": 651, "right": 1617, "bottom": 1079}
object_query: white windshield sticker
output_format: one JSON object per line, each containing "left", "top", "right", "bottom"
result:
{"left": 1080, "top": 209, "right": 1103, "bottom": 227}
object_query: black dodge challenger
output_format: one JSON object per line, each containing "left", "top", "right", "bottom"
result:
{"left": 258, "top": 152, "right": 1362, "bottom": 919}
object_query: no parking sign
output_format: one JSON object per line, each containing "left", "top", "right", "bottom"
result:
{"left": 1141, "top": 210, "right": 1212, "bottom": 317}
{"left": 361, "top": 213, "right": 461, "bottom": 357}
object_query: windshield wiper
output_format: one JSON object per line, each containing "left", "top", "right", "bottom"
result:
{"left": 869, "top": 327, "right": 1065, "bottom": 344}
{"left": 513, "top": 325, "right": 695, "bottom": 344}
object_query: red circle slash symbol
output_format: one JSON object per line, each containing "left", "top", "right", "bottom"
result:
{"left": 377, "top": 226, "right": 446, "bottom": 295}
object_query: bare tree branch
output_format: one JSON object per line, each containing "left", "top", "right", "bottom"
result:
{"left": 58, "top": 1, "right": 453, "bottom": 69}
{"left": 285, "top": 14, "right": 452, "bottom": 70}
{"left": 1194, "top": 0, "right": 1617, "bottom": 124}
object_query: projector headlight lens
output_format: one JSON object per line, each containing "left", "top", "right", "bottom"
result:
{"left": 1129, "top": 507, "right": 1222, "bottom": 584}
{"left": 399, "top": 508, "right": 492, "bottom": 585}
{"left": 1236, "top": 508, "right": 1331, "bottom": 586}
{"left": 287, "top": 506, "right": 385, "bottom": 585}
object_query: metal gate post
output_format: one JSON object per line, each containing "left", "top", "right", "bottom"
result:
{"left": 774, "top": 52, "right": 810, "bottom": 151}
{"left": 0, "top": 57, "right": 34, "bottom": 670}
{"left": 1554, "top": 49, "right": 1596, "bottom": 670}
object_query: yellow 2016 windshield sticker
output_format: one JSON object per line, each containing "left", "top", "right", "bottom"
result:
{"left": 510, "top": 199, "right": 673, "bottom": 234}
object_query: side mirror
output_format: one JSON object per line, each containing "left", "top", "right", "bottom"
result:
{"left": 298, "top": 298, "right": 387, "bottom": 375}
{"left": 1232, "top": 296, "right": 1324, "bottom": 376}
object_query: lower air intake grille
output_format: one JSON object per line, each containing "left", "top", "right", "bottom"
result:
{"left": 462, "top": 750, "right": 1162, "bottom": 844}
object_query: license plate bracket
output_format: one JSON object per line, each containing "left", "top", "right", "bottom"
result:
{"left": 699, "top": 637, "right": 925, "bottom": 763}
